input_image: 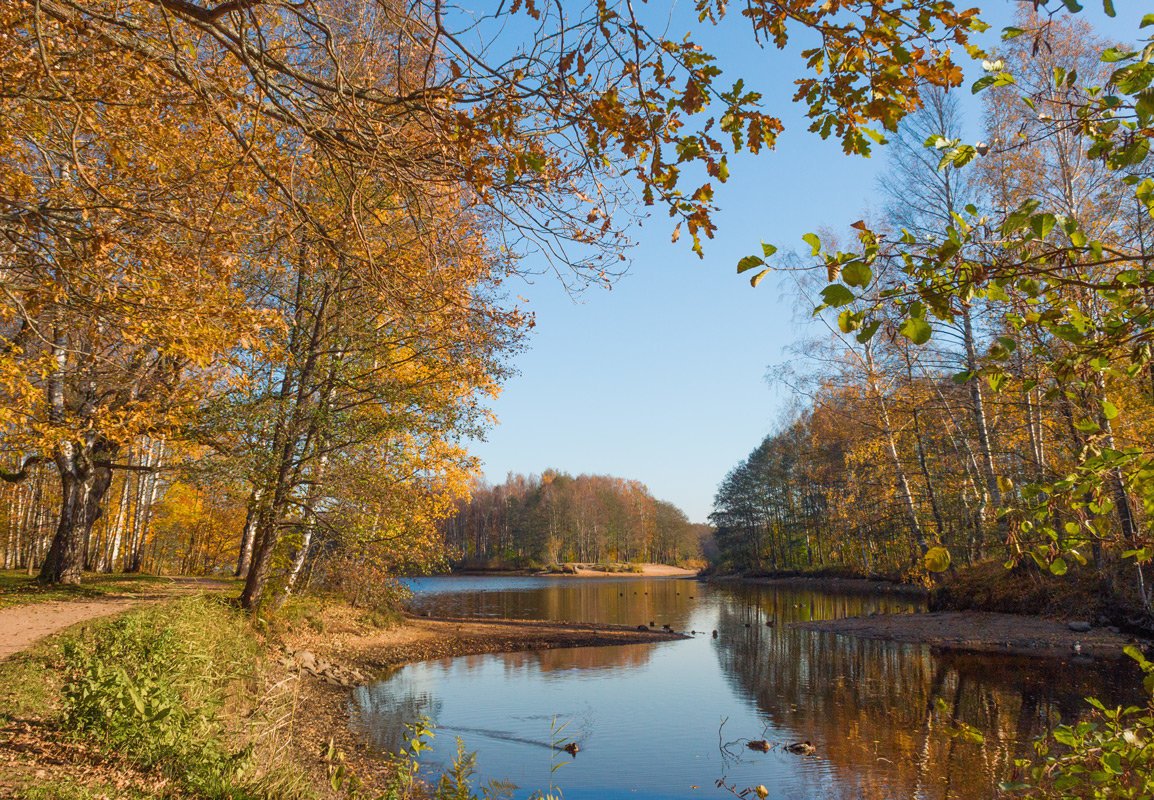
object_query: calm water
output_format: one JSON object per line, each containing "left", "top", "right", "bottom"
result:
{"left": 351, "top": 577, "right": 1142, "bottom": 800}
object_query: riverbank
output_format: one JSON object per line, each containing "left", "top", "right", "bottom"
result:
{"left": 278, "top": 607, "right": 688, "bottom": 796}
{"left": 0, "top": 594, "right": 687, "bottom": 799}
{"left": 703, "top": 572, "right": 928, "bottom": 598}
{"left": 453, "top": 562, "right": 699, "bottom": 578}
{"left": 794, "top": 610, "right": 1145, "bottom": 659}
{"left": 703, "top": 570, "right": 1150, "bottom": 659}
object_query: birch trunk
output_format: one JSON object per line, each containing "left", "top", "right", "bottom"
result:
{"left": 235, "top": 486, "right": 262, "bottom": 578}
{"left": 962, "top": 303, "right": 1001, "bottom": 554}
{"left": 863, "top": 343, "right": 925, "bottom": 553}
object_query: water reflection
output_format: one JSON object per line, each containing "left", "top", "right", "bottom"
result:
{"left": 354, "top": 578, "right": 1142, "bottom": 800}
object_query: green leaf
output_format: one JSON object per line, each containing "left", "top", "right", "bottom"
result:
{"left": 1050, "top": 557, "right": 1068, "bottom": 576}
{"left": 1103, "top": 400, "right": 1119, "bottom": 420}
{"left": 1142, "top": 13, "right": 1154, "bottom": 28}
{"left": 1101, "top": 47, "right": 1135, "bottom": 62}
{"left": 761, "top": 242, "right": 778, "bottom": 258}
{"left": 899, "top": 317, "right": 932, "bottom": 345}
{"left": 838, "top": 309, "right": 862, "bottom": 333}
{"left": 840, "top": 261, "right": 873, "bottom": 288}
{"left": 972, "top": 75, "right": 997, "bottom": 94}
{"left": 803, "top": 232, "right": 821, "bottom": 256}
{"left": 1102, "top": 0, "right": 1114, "bottom": 17}
{"left": 750, "top": 269, "right": 771, "bottom": 288}
{"left": 856, "top": 320, "right": 881, "bottom": 343}
{"left": 924, "top": 546, "right": 951, "bottom": 573}
{"left": 737, "top": 255, "right": 764, "bottom": 273}
{"left": 1030, "top": 213, "right": 1057, "bottom": 239}
{"left": 819, "top": 284, "right": 856, "bottom": 307}
{"left": 1003, "top": 199, "right": 1041, "bottom": 234}
{"left": 1053, "top": 728, "right": 1078, "bottom": 746}
{"left": 128, "top": 686, "right": 146, "bottom": 717}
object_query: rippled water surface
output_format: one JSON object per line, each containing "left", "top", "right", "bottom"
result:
{"left": 351, "top": 577, "right": 1141, "bottom": 800}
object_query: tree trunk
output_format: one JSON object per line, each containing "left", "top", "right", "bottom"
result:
{"left": 39, "top": 441, "right": 115, "bottom": 584}
{"left": 962, "top": 303, "right": 1001, "bottom": 552}
{"left": 864, "top": 343, "right": 925, "bottom": 553}
{"left": 105, "top": 459, "right": 133, "bottom": 571}
{"left": 235, "top": 486, "right": 262, "bottom": 578}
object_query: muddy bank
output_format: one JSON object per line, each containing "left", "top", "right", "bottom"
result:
{"left": 795, "top": 610, "right": 1148, "bottom": 659}
{"left": 705, "top": 573, "right": 928, "bottom": 598}
{"left": 280, "top": 610, "right": 688, "bottom": 795}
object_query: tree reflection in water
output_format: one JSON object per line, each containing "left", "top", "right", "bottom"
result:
{"left": 359, "top": 578, "right": 1143, "bottom": 800}
{"left": 713, "top": 585, "right": 1142, "bottom": 800}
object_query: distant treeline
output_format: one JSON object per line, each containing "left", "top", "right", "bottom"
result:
{"left": 439, "top": 471, "right": 708, "bottom": 566}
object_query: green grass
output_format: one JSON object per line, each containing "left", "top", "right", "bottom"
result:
{"left": 0, "top": 595, "right": 315, "bottom": 799}
{"left": 0, "top": 570, "right": 170, "bottom": 609}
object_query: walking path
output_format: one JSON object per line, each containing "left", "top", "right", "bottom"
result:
{"left": 0, "top": 577, "right": 234, "bottom": 661}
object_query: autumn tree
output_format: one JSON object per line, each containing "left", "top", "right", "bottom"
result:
{"left": 0, "top": 1, "right": 273, "bottom": 583}
{"left": 1, "top": 0, "right": 1001, "bottom": 589}
{"left": 742, "top": 4, "right": 1154, "bottom": 592}
{"left": 443, "top": 471, "right": 700, "bottom": 567}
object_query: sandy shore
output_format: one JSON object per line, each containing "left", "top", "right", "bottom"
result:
{"left": 567, "top": 563, "right": 698, "bottom": 577}
{"left": 455, "top": 563, "right": 700, "bottom": 578}
{"left": 281, "top": 609, "right": 688, "bottom": 795}
{"left": 795, "top": 610, "right": 1145, "bottom": 659}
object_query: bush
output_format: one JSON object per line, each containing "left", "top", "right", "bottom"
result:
{"left": 309, "top": 550, "right": 413, "bottom": 611}
{"left": 59, "top": 596, "right": 280, "bottom": 797}
{"left": 1002, "top": 648, "right": 1154, "bottom": 799}
{"left": 543, "top": 564, "right": 578, "bottom": 574}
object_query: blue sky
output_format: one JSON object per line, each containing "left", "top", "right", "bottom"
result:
{"left": 467, "top": 2, "right": 1133, "bottom": 525}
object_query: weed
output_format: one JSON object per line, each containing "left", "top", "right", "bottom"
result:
{"left": 50, "top": 595, "right": 314, "bottom": 799}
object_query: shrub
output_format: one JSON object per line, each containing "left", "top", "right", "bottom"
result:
{"left": 59, "top": 596, "right": 274, "bottom": 796}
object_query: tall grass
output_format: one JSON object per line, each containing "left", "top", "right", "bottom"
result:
{"left": 55, "top": 595, "right": 312, "bottom": 799}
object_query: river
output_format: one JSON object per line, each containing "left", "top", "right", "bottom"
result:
{"left": 350, "top": 576, "right": 1141, "bottom": 800}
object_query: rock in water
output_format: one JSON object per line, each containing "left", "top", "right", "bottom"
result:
{"left": 1068, "top": 621, "right": 1092, "bottom": 632}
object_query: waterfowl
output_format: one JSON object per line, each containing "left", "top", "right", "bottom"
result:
{"left": 747, "top": 740, "right": 770, "bottom": 752}
{"left": 563, "top": 742, "right": 579, "bottom": 756}
{"left": 785, "top": 740, "right": 815, "bottom": 755}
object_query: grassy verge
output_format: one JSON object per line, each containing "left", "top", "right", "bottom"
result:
{"left": 0, "top": 590, "right": 511, "bottom": 800}
{"left": 0, "top": 570, "right": 171, "bottom": 609}
{"left": 0, "top": 594, "right": 316, "bottom": 800}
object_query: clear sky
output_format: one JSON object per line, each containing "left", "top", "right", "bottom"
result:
{"left": 466, "top": 3, "right": 1132, "bottom": 525}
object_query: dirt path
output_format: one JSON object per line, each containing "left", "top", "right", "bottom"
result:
{"left": 0, "top": 577, "right": 234, "bottom": 661}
